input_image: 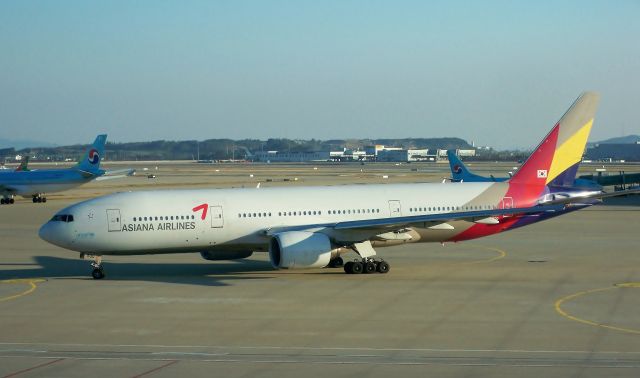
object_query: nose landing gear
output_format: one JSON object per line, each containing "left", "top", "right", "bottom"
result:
{"left": 81, "top": 253, "right": 105, "bottom": 279}
{"left": 32, "top": 194, "right": 47, "bottom": 203}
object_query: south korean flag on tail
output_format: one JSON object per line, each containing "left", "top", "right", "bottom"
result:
{"left": 537, "top": 169, "right": 548, "bottom": 179}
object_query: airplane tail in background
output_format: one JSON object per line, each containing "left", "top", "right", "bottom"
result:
{"left": 507, "top": 92, "right": 600, "bottom": 204}
{"left": 75, "top": 134, "right": 107, "bottom": 174}
{"left": 447, "top": 150, "right": 502, "bottom": 182}
{"left": 14, "top": 155, "right": 30, "bottom": 171}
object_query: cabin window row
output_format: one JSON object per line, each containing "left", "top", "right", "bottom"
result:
{"left": 133, "top": 215, "right": 195, "bottom": 222}
{"left": 327, "top": 208, "right": 380, "bottom": 215}
{"left": 237, "top": 208, "right": 381, "bottom": 219}
{"left": 408, "top": 205, "right": 495, "bottom": 212}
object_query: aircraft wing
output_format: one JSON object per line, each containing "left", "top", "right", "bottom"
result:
{"left": 104, "top": 168, "right": 136, "bottom": 176}
{"left": 95, "top": 174, "right": 129, "bottom": 181}
{"left": 94, "top": 168, "right": 135, "bottom": 181}
{"left": 265, "top": 203, "right": 567, "bottom": 244}
{"left": 266, "top": 188, "right": 639, "bottom": 243}
{"left": 331, "top": 204, "right": 565, "bottom": 232}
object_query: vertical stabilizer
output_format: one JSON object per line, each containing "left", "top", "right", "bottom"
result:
{"left": 75, "top": 134, "right": 107, "bottom": 174}
{"left": 510, "top": 92, "right": 599, "bottom": 187}
{"left": 503, "top": 92, "right": 599, "bottom": 207}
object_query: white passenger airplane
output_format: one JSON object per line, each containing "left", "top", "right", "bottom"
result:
{"left": 38, "top": 92, "right": 636, "bottom": 279}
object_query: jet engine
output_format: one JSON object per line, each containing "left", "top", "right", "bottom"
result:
{"left": 269, "top": 231, "right": 333, "bottom": 269}
{"left": 200, "top": 250, "right": 253, "bottom": 261}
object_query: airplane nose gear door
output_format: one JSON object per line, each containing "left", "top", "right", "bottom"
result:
{"left": 106, "top": 209, "right": 121, "bottom": 232}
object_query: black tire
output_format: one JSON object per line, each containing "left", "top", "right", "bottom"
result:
{"left": 331, "top": 256, "right": 344, "bottom": 268}
{"left": 344, "top": 261, "right": 354, "bottom": 274}
{"left": 9, "top": 198, "right": 14, "bottom": 204}
{"left": 91, "top": 268, "right": 105, "bottom": 280}
{"left": 41, "top": 198, "right": 46, "bottom": 203}
{"left": 32, "top": 197, "right": 37, "bottom": 203}
{"left": 377, "top": 261, "right": 390, "bottom": 274}
{"left": 364, "top": 261, "right": 377, "bottom": 274}
{"left": 0, "top": 199, "right": 4, "bottom": 205}
{"left": 351, "top": 261, "right": 363, "bottom": 274}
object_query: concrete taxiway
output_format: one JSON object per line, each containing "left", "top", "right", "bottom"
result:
{"left": 1, "top": 162, "right": 639, "bottom": 377}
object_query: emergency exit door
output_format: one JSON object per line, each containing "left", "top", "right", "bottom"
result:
{"left": 388, "top": 200, "right": 402, "bottom": 217}
{"left": 106, "top": 209, "right": 121, "bottom": 232}
{"left": 210, "top": 205, "right": 224, "bottom": 228}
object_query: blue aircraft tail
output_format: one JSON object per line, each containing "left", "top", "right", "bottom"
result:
{"left": 447, "top": 150, "right": 501, "bottom": 182}
{"left": 75, "top": 134, "right": 107, "bottom": 174}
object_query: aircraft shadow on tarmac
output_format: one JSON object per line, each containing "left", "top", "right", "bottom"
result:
{"left": 601, "top": 195, "right": 640, "bottom": 207}
{"left": 0, "top": 256, "right": 276, "bottom": 286}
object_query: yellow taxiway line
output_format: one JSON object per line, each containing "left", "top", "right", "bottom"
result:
{"left": 460, "top": 244, "right": 507, "bottom": 265}
{"left": 555, "top": 283, "right": 640, "bottom": 335}
{"left": 0, "top": 279, "right": 46, "bottom": 303}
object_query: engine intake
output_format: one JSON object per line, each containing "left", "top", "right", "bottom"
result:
{"left": 269, "top": 231, "right": 332, "bottom": 269}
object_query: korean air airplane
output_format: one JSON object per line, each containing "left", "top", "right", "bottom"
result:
{"left": 447, "top": 150, "right": 509, "bottom": 183}
{"left": 0, "top": 135, "right": 107, "bottom": 204}
{"left": 38, "top": 93, "right": 637, "bottom": 279}
{"left": 447, "top": 150, "right": 602, "bottom": 190}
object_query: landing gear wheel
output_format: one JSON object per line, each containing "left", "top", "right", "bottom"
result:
{"left": 328, "top": 256, "right": 344, "bottom": 268}
{"left": 364, "top": 261, "right": 377, "bottom": 274}
{"left": 344, "top": 261, "right": 354, "bottom": 274}
{"left": 376, "top": 261, "right": 390, "bottom": 274}
{"left": 351, "top": 261, "right": 363, "bottom": 274}
{"left": 91, "top": 268, "right": 105, "bottom": 279}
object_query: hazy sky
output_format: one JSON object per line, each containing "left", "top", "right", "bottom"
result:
{"left": 1, "top": 1, "right": 638, "bottom": 149}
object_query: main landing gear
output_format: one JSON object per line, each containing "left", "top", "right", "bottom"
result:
{"left": 344, "top": 258, "right": 390, "bottom": 274}
{"left": 338, "top": 240, "right": 391, "bottom": 275}
{"left": 32, "top": 194, "right": 47, "bottom": 203}
{"left": 0, "top": 197, "right": 15, "bottom": 205}
{"left": 81, "top": 253, "right": 105, "bottom": 279}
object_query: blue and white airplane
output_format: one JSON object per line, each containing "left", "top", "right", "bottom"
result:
{"left": 447, "top": 150, "right": 509, "bottom": 183}
{"left": 447, "top": 150, "right": 602, "bottom": 190}
{"left": 0, "top": 135, "right": 107, "bottom": 205}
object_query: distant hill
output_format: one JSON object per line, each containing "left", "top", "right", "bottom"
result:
{"left": 2, "top": 137, "right": 474, "bottom": 162}
{"left": 0, "top": 138, "right": 56, "bottom": 150}
{"left": 594, "top": 135, "right": 640, "bottom": 145}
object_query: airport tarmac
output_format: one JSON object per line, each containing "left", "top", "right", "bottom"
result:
{"left": 1, "top": 162, "right": 639, "bottom": 377}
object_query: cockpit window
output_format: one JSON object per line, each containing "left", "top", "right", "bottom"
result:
{"left": 51, "top": 214, "right": 74, "bottom": 223}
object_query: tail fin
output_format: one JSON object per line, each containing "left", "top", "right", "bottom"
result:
{"left": 510, "top": 92, "right": 599, "bottom": 187}
{"left": 14, "top": 155, "right": 30, "bottom": 171}
{"left": 75, "top": 134, "right": 107, "bottom": 173}
{"left": 448, "top": 150, "right": 483, "bottom": 182}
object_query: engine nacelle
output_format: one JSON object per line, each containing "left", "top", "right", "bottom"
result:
{"left": 269, "top": 231, "right": 332, "bottom": 269}
{"left": 200, "top": 250, "right": 253, "bottom": 261}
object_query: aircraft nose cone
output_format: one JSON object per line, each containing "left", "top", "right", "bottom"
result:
{"left": 38, "top": 222, "right": 54, "bottom": 244}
